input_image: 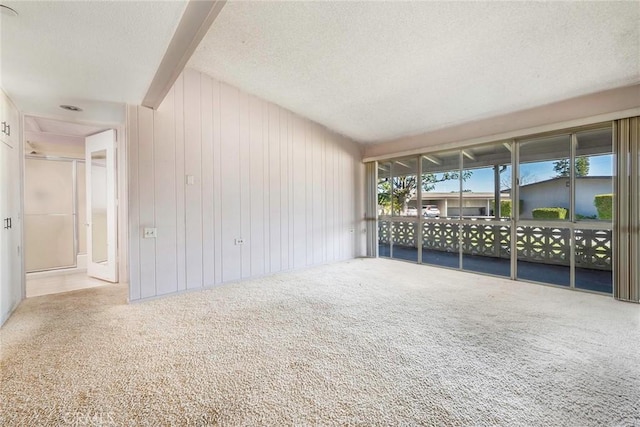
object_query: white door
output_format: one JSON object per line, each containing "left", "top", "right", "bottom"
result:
{"left": 86, "top": 130, "right": 117, "bottom": 282}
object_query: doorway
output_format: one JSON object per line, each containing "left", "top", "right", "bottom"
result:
{"left": 23, "top": 116, "right": 119, "bottom": 297}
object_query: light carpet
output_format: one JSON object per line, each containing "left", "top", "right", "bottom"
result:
{"left": 1, "top": 258, "right": 639, "bottom": 426}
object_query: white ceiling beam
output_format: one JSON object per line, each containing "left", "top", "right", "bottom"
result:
{"left": 503, "top": 142, "right": 512, "bottom": 152}
{"left": 461, "top": 150, "right": 476, "bottom": 160}
{"left": 422, "top": 155, "right": 442, "bottom": 165}
{"left": 142, "top": 0, "right": 227, "bottom": 109}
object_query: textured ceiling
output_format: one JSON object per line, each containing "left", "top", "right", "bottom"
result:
{"left": 188, "top": 1, "right": 640, "bottom": 143}
{"left": 25, "top": 116, "right": 106, "bottom": 138}
{"left": 24, "top": 115, "right": 109, "bottom": 158}
{"left": 1, "top": 0, "right": 187, "bottom": 124}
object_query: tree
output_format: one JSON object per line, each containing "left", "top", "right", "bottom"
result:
{"left": 378, "top": 171, "right": 471, "bottom": 214}
{"left": 499, "top": 169, "right": 536, "bottom": 190}
{"left": 553, "top": 157, "right": 590, "bottom": 177}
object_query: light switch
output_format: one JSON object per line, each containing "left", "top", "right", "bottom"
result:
{"left": 143, "top": 227, "right": 157, "bottom": 239}
{"left": 186, "top": 175, "right": 195, "bottom": 185}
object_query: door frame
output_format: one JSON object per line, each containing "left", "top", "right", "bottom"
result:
{"left": 19, "top": 113, "right": 128, "bottom": 296}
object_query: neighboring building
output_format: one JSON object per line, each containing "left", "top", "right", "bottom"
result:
{"left": 519, "top": 176, "right": 612, "bottom": 219}
{"left": 394, "top": 175, "right": 612, "bottom": 219}
{"left": 407, "top": 192, "right": 512, "bottom": 218}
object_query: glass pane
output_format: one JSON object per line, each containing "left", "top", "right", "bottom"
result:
{"left": 378, "top": 220, "right": 391, "bottom": 258}
{"left": 391, "top": 158, "right": 418, "bottom": 262}
{"left": 421, "top": 151, "right": 460, "bottom": 219}
{"left": 517, "top": 226, "right": 570, "bottom": 286}
{"left": 391, "top": 221, "right": 418, "bottom": 262}
{"left": 575, "top": 228, "right": 612, "bottom": 293}
{"left": 461, "top": 143, "right": 512, "bottom": 219}
{"left": 377, "top": 162, "right": 391, "bottom": 257}
{"left": 519, "top": 135, "right": 571, "bottom": 220}
{"left": 575, "top": 128, "right": 613, "bottom": 222}
{"left": 392, "top": 158, "right": 418, "bottom": 217}
{"left": 421, "top": 150, "right": 461, "bottom": 267}
{"left": 422, "top": 221, "right": 459, "bottom": 268}
{"left": 462, "top": 223, "right": 511, "bottom": 277}
{"left": 91, "top": 151, "right": 108, "bottom": 264}
{"left": 24, "top": 159, "right": 73, "bottom": 215}
{"left": 460, "top": 142, "right": 512, "bottom": 277}
{"left": 24, "top": 158, "right": 75, "bottom": 272}
{"left": 25, "top": 215, "right": 75, "bottom": 271}
{"left": 77, "top": 162, "right": 87, "bottom": 254}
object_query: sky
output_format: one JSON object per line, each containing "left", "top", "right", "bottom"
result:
{"left": 426, "top": 154, "right": 613, "bottom": 194}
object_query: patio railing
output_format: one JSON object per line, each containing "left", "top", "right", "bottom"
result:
{"left": 378, "top": 220, "right": 611, "bottom": 270}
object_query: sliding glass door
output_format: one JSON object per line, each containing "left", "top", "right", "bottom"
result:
{"left": 516, "top": 134, "right": 572, "bottom": 286}
{"left": 461, "top": 142, "right": 512, "bottom": 277}
{"left": 391, "top": 158, "right": 419, "bottom": 262}
{"left": 24, "top": 158, "right": 77, "bottom": 272}
{"left": 421, "top": 151, "right": 460, "bottom": 268}
{"left": 573, "top": 128, "right": 613, "bottom": 293}
{"left": 515, "top": 128, "right": 613, "bottom": 291}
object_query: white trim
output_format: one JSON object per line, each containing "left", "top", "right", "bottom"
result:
{"left": 21, "top": 112, "right": 127, "bottom": 283}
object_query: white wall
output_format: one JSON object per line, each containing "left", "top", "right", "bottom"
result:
{"left": 575, "top": 178, "right": 613, "bottom": 217}
{"left": 520, "top": 179, "right": 570, "bottom": 219}
{"left": 127, "top": 69, "right": 364, "bottom": 301}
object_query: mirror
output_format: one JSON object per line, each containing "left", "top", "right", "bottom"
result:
{"left": 91, "top": 150, "right": 108, "bottom": 264}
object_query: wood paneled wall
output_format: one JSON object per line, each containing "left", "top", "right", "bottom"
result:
{"left": 127, "top": 69, "right": 364, "bottom": 301}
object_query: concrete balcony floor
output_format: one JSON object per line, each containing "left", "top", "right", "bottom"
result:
{"left": 379, "top": 245, "right": 612, "bottom": 294}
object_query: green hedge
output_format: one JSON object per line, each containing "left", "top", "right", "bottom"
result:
{"left": 489, "top": 200, "right": 523, "bottom": 217}
{"left": 594, "top": 194, "right": 613, "bottom": 220}
{"left": 532, "top": 207, "right": 568, "bottom": 219}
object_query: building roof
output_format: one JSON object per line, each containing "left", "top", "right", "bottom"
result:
{"left": 519, "top": 176, "right": 611, "bottom": 189}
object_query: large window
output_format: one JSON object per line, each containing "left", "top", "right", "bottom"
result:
{"left": 375, "top": 124, "right": 615, "bottom": 295}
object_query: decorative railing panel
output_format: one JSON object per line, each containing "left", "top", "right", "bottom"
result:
{"left": 378, "top": 221, "right": 390, "bottom": 244}
{"left": 516, "top": 226, "right": 570, "bottom": 265}
{"left": 392, "top": 221, "right": 417, "bottom": 247}
{"left": 422, "top": 222, "right": 459, "bottom": 252}
{"left": 461, "top": 223, "right": 510, "bottom": 258}
{"left": 379, "top": 220, "right": 611, "bottom": 271}
{"left": 575, "top": 229, "right": 612, "bottom": 269}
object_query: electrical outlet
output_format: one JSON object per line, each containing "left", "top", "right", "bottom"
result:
{"left": 143, "top": 227, "right": 157, "bottom": 239}
{"left": 235, "top": 238, "right": 244, "bottom": 245}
